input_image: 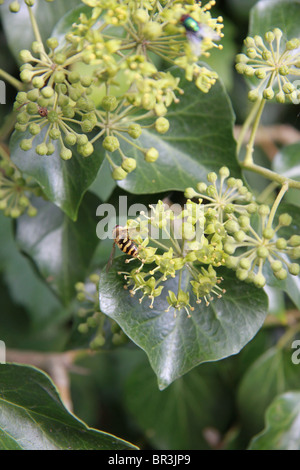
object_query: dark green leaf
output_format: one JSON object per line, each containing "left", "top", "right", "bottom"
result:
{"left": 238, "top": 347, "right": 300, "bottom": 440}
{"left": 0, "top": 0, "right": 82, "bottom": 61}
{"left": 99, "top": 259, "right": 268, "bottom": 389}
{"left": 249, "top": 0, "right": 300, "bottom": 39}
{"left": 0, "top": 363, "right": 137, "bottom": 450}
{"left": 15, "top": 193, "right": 100, "bottom": 305}
{"left": 0, "top": 213, "right": 65, "bottom": 329}
{"left": 249, "top": 392, "right": 300, "bottom": 450}
{"left": 124, "top": 358, "right": 233, "bottom": 450}
{"left": 118, "top": 67, "right": 240, "bottom": 194}
{"left": 10, "top": 129, "right": 103, "bottom": 221}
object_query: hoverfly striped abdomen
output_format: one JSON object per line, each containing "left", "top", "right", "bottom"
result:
{"left": 115, "top": 225, "right": 139, "bottom": 258}
{"left": 106, "top": 225, "right": 142, "bottom": 273}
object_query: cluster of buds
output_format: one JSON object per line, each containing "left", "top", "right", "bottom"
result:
{"left": 12, "top": 0, "right": 223, "bottom": 180}
{"left": 75, "top": 273, "right": 127, "bottom": 348}
{"left": 0, "top": 156, "right": 39, "bottom": 218}
{"left": 116, "top": 168, "right": 299, "bottom": 316}
{"left": 235, "top": 28, "right": 300, "bottom": 103}
{"left": 1, "top": 0, "right": 55, "bottom": 12}
{"left": 185, "top": 170, "right": 300, "bottom": 287}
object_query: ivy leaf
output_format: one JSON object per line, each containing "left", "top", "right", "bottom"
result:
{"left": 10, "top": 129, "right": 103, "bottom": 221}
{"left": 99, "top": 259, "right": 268, "bottom": 390}
{"left": 117, "top": 67, "right": 240, "bottom": 194}
{"left": 249, "top": 392, "right": 300, "bottom": 450}
{"left": 238, "top": 347, "right": 300, "bottom": 440}
{"left": 0, "top": 363, "right": 137, "bottom": 450}
{"left": 249, "top": 0, "right": 300, "bottom": 39}
{"left": 0, "top": 0, "right": 81, "bottom": 61}
{"left": 124, "top": 359, "right": 233, "bottom": 450}
{"left": 15, "top": 193, "right": 100, "bottom": 306}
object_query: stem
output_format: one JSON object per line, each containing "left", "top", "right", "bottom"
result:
{"left": 266, "top": 182, "right": 289, "bottom": 230}
{"left": 243, "top": 97, "right": 266, "bottom": 166}
{"left": 0, "top": 69, "right": 23, "bottom": 91}
{"left": 27, "top": 5, "right": 43, "bottom": 45}
{"left": 236, "top": 98, "right": 261, "bottom": 156}
{"left": 241, "top": 162, "right": 300, "bottom": 189}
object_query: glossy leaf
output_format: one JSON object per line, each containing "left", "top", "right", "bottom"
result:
{"left": 0, "top": 0, "right": 81, "bottom": 61}
{"left": 15, "top": 193, "right": 100, "bottom": 305}
{"left": 99, "top": 258, "right": 268, "bottom": 389}
{"left": 249, "top": 0, "right": 300, "bottom": 39}
{"left": 238, "top": 347, "right": 300, "bottom": 439}
{"left": 124, "top": 359, "right": 233, "bottom": 450}
{"left": 10, "top": 129, "right": 103, "bottom": 221}
{"left": 0, "top": 363, "right": 137, "bottom": 450}
{"left": 118, "top": 67, "right": 240, "bottom": 194}
{"left": 249, "top": 392, "right": 300, "bottom": 450}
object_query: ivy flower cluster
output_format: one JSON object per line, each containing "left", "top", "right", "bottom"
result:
{"left": 75, "top": 273, "right": 127, "bottom": 348}
{"left": 13, "top": 0, "right": 222, "bottom": 180}
{"left": 235, "top": 28, "right": 300, "bottom": 103}
{"left": 0, "top": 156, "right": 39, "bottom": 218}
{"left": 115, "top": 168, "right": 300, "bottom": 316}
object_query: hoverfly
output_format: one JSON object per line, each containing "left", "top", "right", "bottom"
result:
{"left": 180, "top": 14, "right": 220, "bottom": 55}
{"left": 106, "top": 225, "right": 139, "bottom": 272}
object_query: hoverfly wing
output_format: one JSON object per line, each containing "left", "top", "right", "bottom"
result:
{"left": 106, "top": 242, "right": 116, "bottom": 273}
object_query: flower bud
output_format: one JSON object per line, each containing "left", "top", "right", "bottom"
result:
{"left": 184, "top": 188, "right": 198, "bottom": 199}
{"left": 253, "top": 273, "right": 266, "bottom": 288}
{"left": 121, "top": 158, "right": 136, "bottom": 173}
{"left": 101, "top": 95, "right": 118, "bottom": 111}
{"left": 60, "top": 148, "right": 72, "bottom": 160}
{"left": 36, "top": 143, "right": 48, "bottom": 155}
{"left": 275, "top": 238, "right": 287, "bottom": 250}
{"left": 288, "top": 263, "right": 300, "bottom": 275}
{"left": 112, "top": 166, "right": 127, "bottom": 180}
{"left": 143, "top": 22, "right": 162, "bottom": 40}
{"left": 145, "top": 148, "right": 159, "bottom": 163}
{"left": 128, "top": 124, "right": 142, "bottom": 139}
{"left": 46, "top": 37, "right": 59, "bottom": 50}
{"left": 289, "top": 235, "right": 300, "bottom": 247}
{"left": 102, "top": 136, "right": 120, "bottom": 152}
{"left": 278, "top": 213, "right": 292, "bottom": 226}
{"left": 274, "top": 268, "right": 287, "bottom": 280}
{"left": 155, "top": 117, "right": 169, "bottom": 134}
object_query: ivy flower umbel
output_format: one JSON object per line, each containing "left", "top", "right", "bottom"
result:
{"left": 186, "top": 172, "right": 300, "bottom": 288}
{"left": 236, "top": 28, "right": 300, "bottom": 103}
{"left": 114, "top": 183, "right": 230, "bottom": 316}
{"left": 0, "top": 156, "right": 39, "bottom": 218}
{"left": 75, "top": 273, "right": 128, "bottom": 348}
{"left": 12, "top": 0, "right": 224, "bottom": 180}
